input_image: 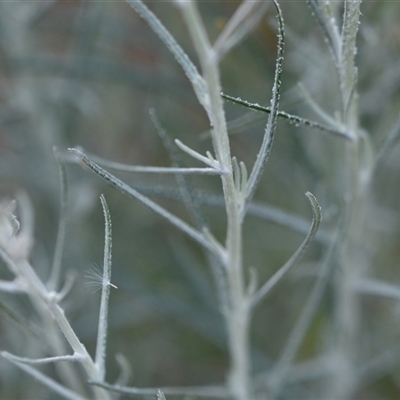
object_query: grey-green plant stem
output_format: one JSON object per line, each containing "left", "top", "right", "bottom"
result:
{"left": 0, "top": 279, "right": 21, "bottom": 292}
{"left": 306, "top": 0, "right": 341, "bottom": 64}
{"left": 80, "top": 149, "right": 224, "bottom": 175}
{"left": 114, "top": 353, "right": 132, "bottom": 388}
{"left": 44, "top": 295, "right": 108, "bottom": 398}
{"left": 48, "top": 147, "right": 69, "bottom": 291}
{"left": 213, "top": 0, "right": 270, "bottom": 62}
{"left": 0, "top": 196, "right": 110, "bottom": 399}
{"left": 329, "top": 2, "right": 363, "bottom": 398}
{"left": 177, "top": 1, "right": 231, "bottom": 168}
{"left": 357, "top": 344, "right": 400, "bottom": 387}
{"left": 296, "top": 83, "right": 349, "bottom": 134}
{"left": 150, "top": 109, "right": 229, "bottom": 310}
{"left": 178, "top": 2, "right": 250, "bottom": 399}
{"left": 149, "top": 108, "right": 206, "bottom": 229}
{"left": 222, "top": 92, "right": 350, "bottom": 140}
{"left": 0, "top": 352, "right": 85, "bottom": 364}
{"left": 373, "top": 114, "right": 400, "bottom": 174}
{"left": 340, "top": 0, "right": 362, "bottom": 123}
{"left": 174, "top": 139, "right": 227, "bottom": 172}
{"left": 90, "top": 381, "right": 229, "bottom": 398}
{"left": 55, "top": 272, "right": 76, "bottom": 302}
{"left": 2, "top": 354, "right": 87, "bottom": 400}
{"left": 125, "top": 0, "right": 209, "bottom": 112}
{"left": 95, "top": 195, "right": 113, "bottom": 381}
{"left": 157, "top": 389, "right": 167, "bottom": 400}
{"left": 68, "top": 148, "right": 223, "bottom": 260}
{"left": 353, "top": 278, "right": 400, "bottom": 301}
{"left": 0, "top": 252, "right": 110, "bottom": 399}
{"left": 0, "top": 194, "right": 87, "bottom": 394}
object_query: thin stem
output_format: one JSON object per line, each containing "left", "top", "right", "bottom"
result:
{"left": 95, "top": 195, "right": 113, "bottom": 381}
{"left": 178, "top": 2, "right": 249, "bottom": 399}
{"left": 1, "top": 256, "right": 110, "bottom": 399}
{"left": 329, "top": 2, "right": 363, "bottom": 398}
{"left": 213, "top": 0, "right": 270, "bottom": 62}
{"left": 48, "top": 147, "right": 68, "bottom": 291}
{"left": 222, "top": 93, "right": 351, "bottom": 140}
{"left": 174, "top": 139, "right": 227, "bottom": 172}
{"left": 82, "top": 148, "right": 224, "bottom": 175}
{"left": 354, "top": 278, "right": 400, "bottom": 300}
{"left": 69, "top": 148, "right": 220, "bottom": 258}
{"left": 339, "top": 0, "right": 362, "bottom": 126}
{"left": 306, "top": 0, "right": 341, "bottom": 64}
{"left": 90, "top": 381, "right": 229, "bottom": 398}
{"left": 373, "top": 114, "right": 400, "bottom": 175}
{"left": 1, "top": 355, "right": 87, "bottom": 400}
{"left": 1, "top": 351, "right": 85, "bottom": 364}
{"left": 125, "top": 0, "right": 209, "bottom": 112}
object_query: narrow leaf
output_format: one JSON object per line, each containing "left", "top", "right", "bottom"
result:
{"left": 149, "top": 109, "right": 206, "bottom": 229}
{"left": 157, "top": 389, "right": 167, "bottom": 400}
{"left": 126, "top": 0, "right": 209, "bottom": 112}
{"left": 78, "top": 149, "right": 220, "bottom": 175}
{"left": 250, "top": 192, "right": 322, "bottom": 310}
{"left": 213, "top": 0, "right": 270, "bottom": 61}
{"left": 296, "top": 83, "right": 345, "bottom": 132}
{"left": 175, "top": 139, "right": 225, "bottom": 172}
{"left": 245, "top": 0, "right": 285, "bottom": 207}
{"left": 306, "top": 0, "right": 341, "bottom": 63}
{"left": 222, "top": 93, "right": 350, "bottom": 140}
{"left": 268, "top": 204, "right": 347, "bottom": 395}
{"left": 68, "top": 149, "right": 218, "bottom": 257}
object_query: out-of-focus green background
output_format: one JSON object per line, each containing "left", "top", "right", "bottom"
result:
{"left": 0, "top": 1, "right": 400, "bottom": 398}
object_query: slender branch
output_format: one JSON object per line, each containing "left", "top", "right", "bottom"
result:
{"left": 373, "top": 113, "right": 400, "bottom": 174}
{"left": 354, "top": 278, "right": 400, "bottom": 301}
{"left": 80, "top": 148, "right": 224, "bottom": 175}
{"left": 68, "top": 148, "right": 220, "bottom": 258}
{"left": 125, "top": 0, "right": 209, "bottom": 112}
{"left": 213, "top": 0, "right": 270, "bottom": 62}
{"left": 222, "top": 93, "right": 351, "bottom": 140}
{"left": 1, "top": 351, "right": 85, "bottom": 364}
{"left": 89, "top": 381, "right": 229, "bottom": 398}
{"left": 47, "top": 147, "right": 69, "bottom": 291}
{"left": 175, "top": 139, "right": 227, "bottom": 173}
{"left": 340, "top": 0, "right": 362, "bottom": 123}
{"left": 94, "top": 195, "right": 113, "bottom": 381}
{"left": 306, "top": 0, "right": 341, "bottom": 64}
{"left": 2, "top": 354, "right": 87, "bottom": 400}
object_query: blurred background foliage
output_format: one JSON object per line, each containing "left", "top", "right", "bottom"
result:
{"left": 0, "top": 0, "right": 400, "bottom": 398}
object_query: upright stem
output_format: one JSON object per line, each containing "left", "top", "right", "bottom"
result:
{"left": 330, "top": 2, "right": 364, "bottom": 396}
{"left": 330, "top": 143, "right": 365, "bottom": 399}
{"left": 223, "top": 173, "right": 250, "bottom": 400}
{"left": 179, "top": 3, "right": 251, "bottom": 399}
